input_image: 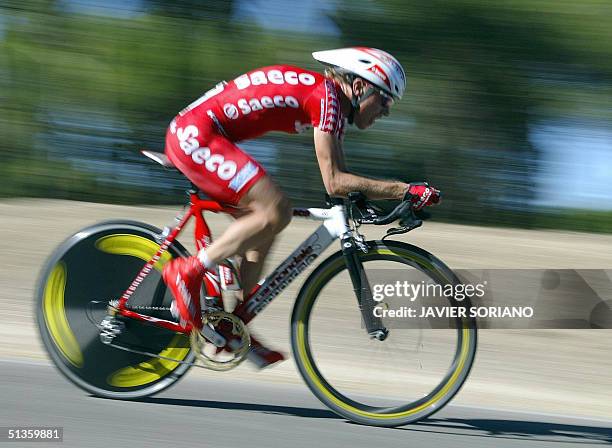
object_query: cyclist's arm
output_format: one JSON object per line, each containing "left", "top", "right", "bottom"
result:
{"left": 314, "top": 128, "right": 408, "bottom": 200}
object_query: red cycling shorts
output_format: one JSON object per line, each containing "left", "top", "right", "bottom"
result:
{"left": 164, "top": 114, "right": 266, "bottom": 205}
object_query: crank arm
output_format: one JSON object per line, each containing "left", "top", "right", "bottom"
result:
{"left": 200, "top": 323, "right": 226, "bottom": 347}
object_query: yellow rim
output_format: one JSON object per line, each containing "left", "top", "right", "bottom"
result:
{"left": 295, "top": 246, "right": 473, "bottom": 420}
{"left": 42, "top": 262, "right": 84, "bottom": 368}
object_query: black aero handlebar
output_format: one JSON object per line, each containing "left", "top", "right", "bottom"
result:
{"left": 326, "top": 192, "right": 427, "bottom": 235}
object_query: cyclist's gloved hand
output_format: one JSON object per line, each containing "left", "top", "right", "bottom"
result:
{"left": 405, "top": 182, "right": 441, "bottom": 211}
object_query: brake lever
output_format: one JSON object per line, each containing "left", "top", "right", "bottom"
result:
{"left": 382, "top": 222, "right": 422, "bottom": 239}
{"left": 383, "top": 219, "right": 423, "bottom": 240}
{"left": 382, "top": 207, "right": 424, "bottom": 240}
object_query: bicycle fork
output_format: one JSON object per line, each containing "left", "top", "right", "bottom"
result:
{"left": 341, "top": 234, "right": 388, "bottom": 341}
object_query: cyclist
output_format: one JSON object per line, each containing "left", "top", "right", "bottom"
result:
{"left": 162, "top": 47, "right": 441, "bottom": 368}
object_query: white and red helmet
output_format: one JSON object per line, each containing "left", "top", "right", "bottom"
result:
{"left": 312, "top": 47, "right": 406, "bottom": 100}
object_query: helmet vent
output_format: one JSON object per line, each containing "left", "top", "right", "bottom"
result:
{"left": 358, "top": 58, "right": 371, "bottom": 64}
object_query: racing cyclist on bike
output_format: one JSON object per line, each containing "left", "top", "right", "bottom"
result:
{"left": 162, "top": 47, "right": 441, "bottom": 368}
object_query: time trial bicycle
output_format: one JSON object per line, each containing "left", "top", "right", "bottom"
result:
{"left": 36, "top": 150, "right": 477, "bottom": 427}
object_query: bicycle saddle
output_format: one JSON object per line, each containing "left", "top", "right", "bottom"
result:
{"left": 141, "top": 150, "right": 176, "bottom": 170}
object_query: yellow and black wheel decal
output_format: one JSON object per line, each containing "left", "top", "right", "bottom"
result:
{"left": 37, "top": 222, "right": 195, "bottom": 398}
{"left": 95, "top": 234, "right": 172, "bottom": 272}
{"left": 107, "top": 334, "right": 190, "bottom": 387}
{"left": 95, "top": 234, "right": 190, "bottom": 387}
{"left": 42, "top": 261, "right": 84, "bottom": 368}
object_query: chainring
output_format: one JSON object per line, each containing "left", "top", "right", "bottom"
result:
{"left": 190, "top": 310, "right": 250, "bottom": 371}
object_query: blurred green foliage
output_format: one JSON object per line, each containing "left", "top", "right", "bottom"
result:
{"left": 535, "top": 209, "right": 612, "bottom": 234}
{"left": 1, "top": 0, "right": 611, "bottom": 232}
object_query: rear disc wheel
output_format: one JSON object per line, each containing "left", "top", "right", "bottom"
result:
{"left": 36, "top": 220, "right": 194, "bottom": 399}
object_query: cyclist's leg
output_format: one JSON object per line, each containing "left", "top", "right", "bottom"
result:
{"left": 164, "top": 120, "right": 290, "bottom": 366}
{"left": 238, "top": 237, "right": 275, "bottom": 298}
{"left": 163, "top": 117, "right": 291, "bottom": 330}
{"left": 226, "top": 204, "right": 279, "bottom": 297}
{"left": 202, "top": 175, "right": 291, "bottom": 268}
{"left": 164, "top": 116, "right": 291, "bottom": 264}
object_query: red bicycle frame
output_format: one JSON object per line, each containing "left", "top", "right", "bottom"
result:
{"left": 114, "top": 190, "right": 237, "bottom": 335}
{"left": 111, "top": 185, "right": 347, "bottom": 341}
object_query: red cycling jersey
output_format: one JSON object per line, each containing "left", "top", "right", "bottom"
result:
{"left": 179, "top": 65, "right": 346, "bottom": 141}
{"left": 165, "top": 65, "right": 346, "bottom": 205}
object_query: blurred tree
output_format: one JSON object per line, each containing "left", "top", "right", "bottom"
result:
{"left": 145, "top": 0, "right": 234, "bottom": 20}
{"left": 0, "top": 0, "right": 610, "bottom": 231}
{"left": 331, "top": 0, "right": 580, "bottom": 225}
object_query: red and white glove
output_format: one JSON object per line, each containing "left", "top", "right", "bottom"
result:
{"left": 406, "top": 182, "right": 441, "bottom": 211}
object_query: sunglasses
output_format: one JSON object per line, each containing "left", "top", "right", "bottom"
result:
{"left": 357, "top": 79, "right": 394, "bottom": 111}
{"left": 379, "top": 89, "right": 394, "bottom": 108}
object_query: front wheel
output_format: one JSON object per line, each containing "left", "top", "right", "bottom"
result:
{"left": 36, "top": 220, "right": 195, "bottom": 399}
{"left": 291, "top": 240, "right": 477, "bottom": 427}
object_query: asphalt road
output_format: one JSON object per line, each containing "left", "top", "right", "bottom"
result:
{"left": 1, "top": 358, "right": 610, "bottom": 448}
{"left": 1, "top": 199, "right": 611, "bottom": 445}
